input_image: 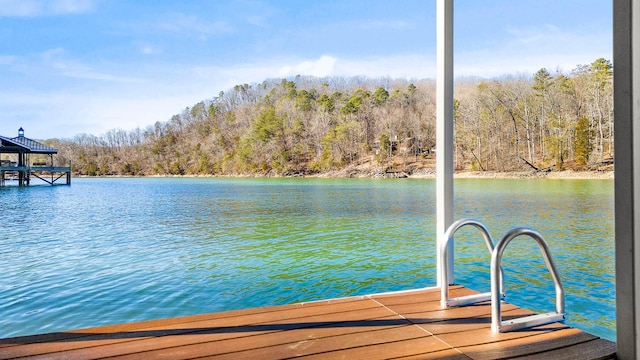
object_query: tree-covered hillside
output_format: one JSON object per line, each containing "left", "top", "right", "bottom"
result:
{"left": 47, "top": 58, "right": 613, "bottom": 176}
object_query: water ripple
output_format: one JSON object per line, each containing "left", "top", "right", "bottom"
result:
{"left": 0, "top": 177, "right": 614, "bottom": 341}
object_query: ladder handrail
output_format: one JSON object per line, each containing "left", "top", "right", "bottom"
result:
{"left": 490, "top": 227, "right": 565, "bottom": 333}
{"left": 440, "top": 218, "right": 503, "bottom": 308}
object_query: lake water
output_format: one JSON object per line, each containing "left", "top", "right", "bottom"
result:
{"left": 0, "top": 177, "right": 615, "bottom": 341}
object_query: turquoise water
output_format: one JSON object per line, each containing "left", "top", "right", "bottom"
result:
{"left": 0, "top": 177, "right": 615, "bottom": 341}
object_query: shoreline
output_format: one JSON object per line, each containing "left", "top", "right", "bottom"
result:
{"left": 74, "top": 169, "right": 614, "bottom": 180}
{"left": 422, "top": 170, "right": 614, "bottom": 180}
{"left": 311, "top": 166, "right": 614, "bottom": 180}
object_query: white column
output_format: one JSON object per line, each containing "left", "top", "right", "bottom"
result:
{"left": 436, "top": 0, "right": 454, "bottom": 287}
{"left": 615, "top": 1, "right": 640, "bottom": 358}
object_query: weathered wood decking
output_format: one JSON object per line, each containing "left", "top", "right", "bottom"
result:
{"left": 0, "top": 286, "right": 615, "bottom": 359}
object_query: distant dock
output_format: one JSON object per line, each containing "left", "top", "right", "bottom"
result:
{"left": 0, "top": 128, "right": 70, "bottom": 187}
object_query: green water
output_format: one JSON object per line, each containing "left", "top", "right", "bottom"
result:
{"left": 0, "top": 177, "right": 615, "bottom": 340}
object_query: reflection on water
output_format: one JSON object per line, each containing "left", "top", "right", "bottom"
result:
{"left": 0, "top": 177, "right": 614, "bottom": 340}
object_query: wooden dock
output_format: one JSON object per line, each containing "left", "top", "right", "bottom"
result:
{"left": 0, "top": 286, "right": 615, "bottom": 359}
{"left": 0, "top": 166, "right": 71, "bottom": 186}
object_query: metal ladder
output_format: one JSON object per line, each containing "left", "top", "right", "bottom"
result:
{"left": 490, "top": 227, "right": 565, "bottom": 333}
{"left": 440, "top": 219, "right": 504, "bottom": 308}
{"left": 439, "top": 219, "right": 565, "bottom": 334}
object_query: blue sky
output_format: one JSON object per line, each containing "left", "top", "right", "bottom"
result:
{"left": 0, "top": 0, "right": 612, "bottom": 139}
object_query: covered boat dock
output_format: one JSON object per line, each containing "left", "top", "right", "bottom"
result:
{"left": 0, "top": 128, "right": 71, "bottom": 187}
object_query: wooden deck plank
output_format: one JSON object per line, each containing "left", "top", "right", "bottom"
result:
{"left": 372, "top": 288, "right": 529, "bottom": 319}
{"left": 204, "top": 333, "right": 453, "bottom": 360}
{"left": 372, "top": 288, "right": 541, "bottom": 337}
{"left": 380, "top": 300, "right": 528, "bottom": 325}
{"left": 0, "top": 294, "right": 371, "bottom": 348}
{"left": 435, "top": 321, "right": 570, "bottom": 348}
{"left": 0, "top": 286, "right": 616, "bottom": 360}
{"left": 394, "top": 349, "right": 472, "bottom": 360}
{"left": 513, "top": 338, "right": 617, "bottom": 360}
{"left": 20, "top": 308, "right": 404, "bottom": 360}
{"left": 0, "top": 298, "right": 388, "bottom": 359}
{"left": 368, "top": 285, "right": 468, "bottom": 306}
{"left": 410, "top": 307, "right": 534, "bottom": 336}
{"left": 109, "top": 323, "right": 435, "bottom": 360}
{"left": 457, "top": 327, "right": 596, "bottom": 359}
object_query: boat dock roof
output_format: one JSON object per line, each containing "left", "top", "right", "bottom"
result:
{"left": 0, "top": 286, "right": 615, "bottom": 359}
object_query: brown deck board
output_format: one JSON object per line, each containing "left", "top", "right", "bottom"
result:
{"left": 513, "top": 338, "right": 617, "bottom": 360}
{"left": 0, "top": 286, "right": 616, "bottom": 359}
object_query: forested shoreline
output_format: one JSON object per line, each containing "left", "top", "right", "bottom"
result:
{"left": 45, "top": 58, "right": 613, "bottom": 177}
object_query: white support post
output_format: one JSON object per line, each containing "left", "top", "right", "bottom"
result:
{"left": 615, "top": 1, "right": 640, "bottom": 358}
{"left": 436, "top": 0, "right": 454, "bottom": 287}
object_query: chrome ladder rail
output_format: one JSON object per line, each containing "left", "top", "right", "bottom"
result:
{"left": 490, "top": 227, "right": 565, "bottom": 333}
{"left": 440, "top": 219, "right": 504, "bottom": 308}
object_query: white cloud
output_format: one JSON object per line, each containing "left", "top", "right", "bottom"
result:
{"left": 0, "top": 55, "right": 18, "bottom": 65}
{"left": 278, "top": 55, "right": 338, "bottom": 78}
{"left": 0, "top": 0, "right": 94, "bottom": 17}
{"left": 246, "top": 15, "right": 269, "bottom": 28}
{"left": 63, "top": 69, "right": 146, "bottom": 83}
{"left": 158, "top": 13, "right": 231, "bottom": 38}
{"left": 79, "top": 96, "right": 201, "bottom": 135}
{"left": 350, "top": 19, "right": 412, "bottom": 31}
{"left": 335, "top": 55, "right": 434, "bottom": 79}
{"left": 140, "top": 45, "right": 160, "bottom": 55}
{"left": 0, "top": 0, "right": 39, "bottom": 17}
{"left": 37, "top": 48, "right": 146, "bottom": 83}
{"left": 506, "top": 24, "right": 561, "bottom": 45}
{"left": 50, "top": 0, "right": 94, "bottom": 14}
{"left": 0, "top": 90, "right": 200, "bottom": 139}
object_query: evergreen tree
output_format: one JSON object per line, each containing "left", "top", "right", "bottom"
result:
{"left": 574, "top": 117, "right": 592, "bottom": 167}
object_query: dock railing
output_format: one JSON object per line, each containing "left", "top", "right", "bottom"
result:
{"left": 0, "top": 164, "right": 71, "bottom": 186}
